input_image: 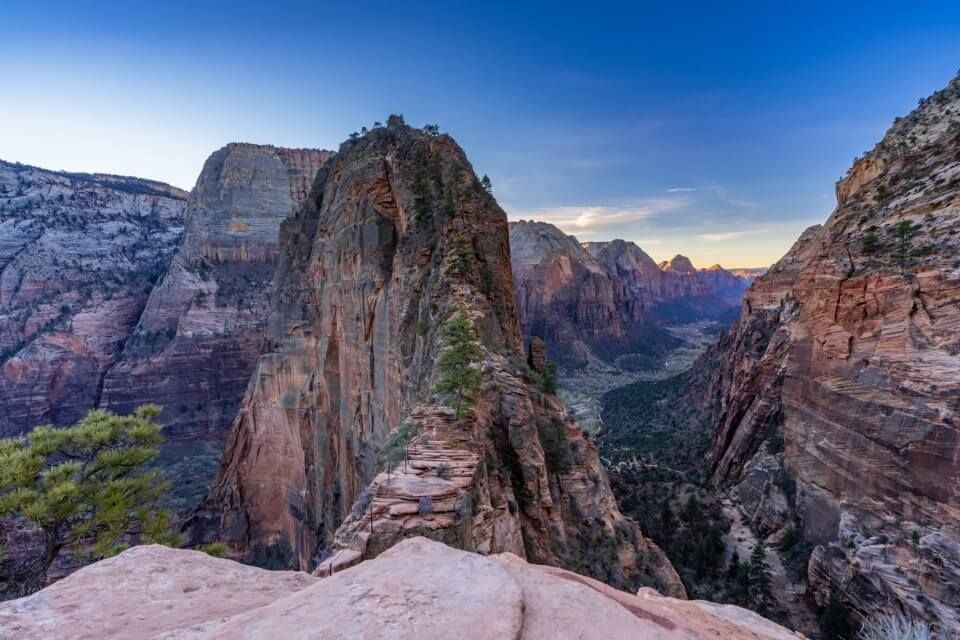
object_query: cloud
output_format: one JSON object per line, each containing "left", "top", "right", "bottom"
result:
{"left": 666, "top": 187, "right": 699, "bottom": 193}
{"left": 697, "top": 229, "right": 768, "bottom": 242}
{"left": 507, "top": 199, "right": 686, "bottom": 235}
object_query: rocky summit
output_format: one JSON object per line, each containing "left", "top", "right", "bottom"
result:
{"left": 0, "top": 538, "right": 801, "bottom": 640}
{"left": 188, "top": 118, "right": 683, "bottom": 596}
{"left": 0, "top": 161, "right": 187, "bottom": 436}
{"left": 655, "top": 74, "right": 960, "bottom": 632}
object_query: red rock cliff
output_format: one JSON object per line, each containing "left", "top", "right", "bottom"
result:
{"left": 191, "top": 120, "right": 683, "bottom": 596}
{"left": 702, "top": 75, "right": 960, "bottom": 631}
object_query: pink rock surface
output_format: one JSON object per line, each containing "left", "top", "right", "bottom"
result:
{"left": 0, "top": 539, "right": 802, "bottom": 640}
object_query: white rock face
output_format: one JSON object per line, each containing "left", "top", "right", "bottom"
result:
{"left": 0, "top": 538, "right": 803, "bottom": 640}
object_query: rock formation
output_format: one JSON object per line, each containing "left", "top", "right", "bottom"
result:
{"left": 510, "top": 222, "right": 750, "bottom": 370}
{"left": 691, "top": 74, "right": 960, "bottom": 632}
{"left": 190, "top": 119, "right": 682, "bottom": 595}
{"left": 97, "top": 144, "right": 329, "bottom": 506}
{"left": 0, "top": 538, "right": 802, "bottom": 639}
{"left": 0, "top": 161, "right": 187, "bottom": 436}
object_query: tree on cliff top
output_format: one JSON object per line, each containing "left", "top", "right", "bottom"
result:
{"left": 0, "top": 405, "right": 180, "bottom": 598}
{"left": 434, "top": 307, "right": 484, "bottom": 420}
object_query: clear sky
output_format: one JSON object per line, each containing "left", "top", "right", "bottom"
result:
{"left": 2, "top": 1, "right": 959, "bottom": 267}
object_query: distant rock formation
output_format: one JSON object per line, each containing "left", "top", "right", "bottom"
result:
{"left": 510, "top": 221, "right": 751, "bottom": 370}
{"left": 189, "top": 120, "right": 682, "bottom": 595}
{"left": 0, "top": 161, "right": 187, "bottom": 436}
{"left": 0, "top": 539, "right": 802, "bottom": 639}
{"left": 681, "top": 74, "right": 960, "bottom": 632}
{"left": 97, "top": 144, "right": 329, "bottom": 505}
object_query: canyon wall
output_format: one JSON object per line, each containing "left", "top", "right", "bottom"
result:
{"left": 191, "top": 119, "right": 683, "bottom": 595}
{"left": 0, "top": 161, "right": 187, "bottom": 435}
{"left": 98, "top": 145, "right": 329, "bottom": 506}
{"left": 701, "top": 75, "right": 960, "bottom": 632}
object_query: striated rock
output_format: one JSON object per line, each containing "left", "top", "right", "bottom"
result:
{"left": 0, "top": 539, "right": 802, "bottom": 639}
{"left": 527, "top": 335, "right": 547, "bottom": 374}
{"left": 98, "top": 144, "right": 329, "bottom": 507}
{"left": 0, "top": 161, "right": 187, "bottom": 436}
{"left": 190, "top": 121, "right": 682, "bottom": 595}
{"left": 693, "top": 74, "right": 960, "bottom": 632}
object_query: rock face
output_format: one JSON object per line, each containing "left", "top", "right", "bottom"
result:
{"left": 0, "top": 538, "right": 802, "bottom": 640}
{"left": 98, "top": 145, "right": 329, "bottom": 507}
{"left": 0, "top": 161, "right": 187, "bottom": 436}
{"left": 511, "top": 222, "right": 750, "bottom": 369}
{"left": 190, "top": 120, "right": 682, "bottom": 595}
{"left": 697, "top": 75, "right": 960, "bottom": 631}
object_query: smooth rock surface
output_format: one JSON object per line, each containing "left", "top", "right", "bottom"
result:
{"left": 0, "top": 539, "right": 802, "bottom": 640}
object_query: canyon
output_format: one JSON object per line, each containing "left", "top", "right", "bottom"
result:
{"left": 1, "top": 74, "right": 957, "bottom": 639}
{"left": 510, "top": 220, "right": 752, "bottom": 373}
{"left": 599, "top": 75, "right": 960, "bottom": 635}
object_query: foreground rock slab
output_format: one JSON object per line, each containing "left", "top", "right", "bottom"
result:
{"left": 0, "top": 538, "right": 802, "bottom": 639}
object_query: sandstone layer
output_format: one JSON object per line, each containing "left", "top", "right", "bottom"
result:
{"left": 99, "top": 144, "right": 329, "bottom": 507}
{"left": 190, "top": 119, "right": 682, "bottom": 594}
{"left": 0, "top": 538, "right": 802, "bottom": 640}
{"left": 0, "top": 161, "right": 187, "bottom": 436}
{"left": 698, "top": 75, "right": 960, "bottom": 631}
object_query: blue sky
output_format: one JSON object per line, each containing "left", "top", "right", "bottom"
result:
{"left": 1, "top": 2, "right": 958, "bottom": 267}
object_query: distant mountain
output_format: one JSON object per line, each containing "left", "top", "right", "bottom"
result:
{"left": 0, "top": 160, "right": 187, "bottom": 435}
{"left": 509, "top": 221, "right": 752, "bottom": 370}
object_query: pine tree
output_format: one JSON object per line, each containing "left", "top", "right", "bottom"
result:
{"left": 0, "top": 405, "right": 179, "bottom": 597}
{"left": 381, "top": 421, "right": 422, "bottom": 481}
{"left": 747, "top": 542, "right": 774, "bottom": 616}
{"left": 480, "top": 174, "right": 492, "bottom": 193}
{"left": 892, "top": 220, "right": 917, "bottom": 270}
{"left": 818, "top": 592, "right": 851, "bottom": 640}
{"left": 434, "top": 307, "right": 484, "bottom": 420}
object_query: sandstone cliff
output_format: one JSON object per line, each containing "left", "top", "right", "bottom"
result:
{"left": 97, "top": 144, "right": 329, "bottom": 507}
{"left": 0, "top": 539, "right": 801, "bottom": 640}
{"left": 699, "top": 75, "right": 960, "bottom": 632}
{"left": 190, "top": 119, "right": 682, "bottom": 595}
{"left": 0, "top": 161, "right": 187, "bottom": 436}
{"left": 510, "top": 222, "right": 749, "bottom": 370}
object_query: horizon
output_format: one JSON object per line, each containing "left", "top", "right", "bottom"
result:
{"left": 2, "top": 2, "right": 959, "bottom": 267}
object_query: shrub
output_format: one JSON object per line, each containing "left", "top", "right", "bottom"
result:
{"left": 200, "top": 542, "right": 230, "bottom": 558}
{"left": 418, "top": 496, "right": 434, "bottom": 518}
{"left": 436, "top": 463, "right": 452, "bottom": 479}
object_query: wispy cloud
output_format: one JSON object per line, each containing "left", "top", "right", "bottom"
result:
{"left": 666, "top": 187, "right": 699, "bottom": 193}
{"left": 697, "top": 229, "right": 768, "bottom": 242}
{"left": 507, "top": 199, "right": 686, "bottom": 236}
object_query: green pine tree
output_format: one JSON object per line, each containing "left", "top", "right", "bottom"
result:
{"left": 747, "top": 542, "right": 774, "bottom": 616}
{"left": 0, "top": 405, "right": 180, "bottom": 597}
{"left": 434, "top": 307, "right": 484, "bottom": 420}
{"left": 892, "top": 220, "right": 917, "bottom": 270}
